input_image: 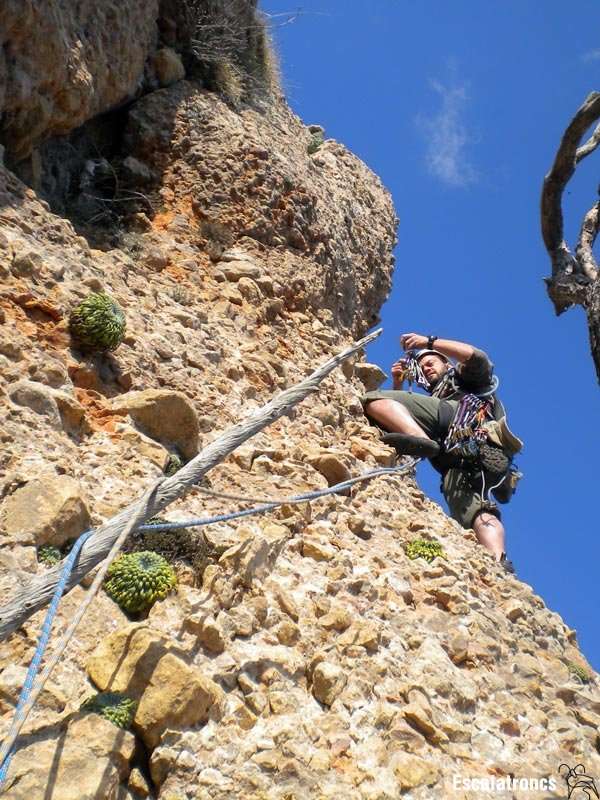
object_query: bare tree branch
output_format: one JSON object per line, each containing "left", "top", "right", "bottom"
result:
{"left": 576, "top": 200, "right": 600, "bottom": 280}
{"left": 541, "top": 92, "right": 600, "bottom": 383}
{"left": 0, "top": 329, "right": 381, "bottom": 639}
{"left": 576, "top": 120, "right": 600, "bottom": 163}
{"left": 540, "top": 91, "right": 600, "bottom": 270}
{"left": 259, "top": 8, "right": 301, "bottom": 29}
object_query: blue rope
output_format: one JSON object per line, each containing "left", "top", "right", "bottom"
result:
{"left": 0, "top": 460, "right": 415, "bottom": 791}
{"left": 0, "top": 528, "right": 95, "bottom": 790}
{"left": 138, "top": 463, "right": 417, "bottom": 532}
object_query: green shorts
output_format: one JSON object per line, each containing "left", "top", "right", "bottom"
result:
{"left": 363, "top": 389, "right": 500, "bottom": 528}
{"left": 441, "top": 467, "right": 500, "bottom": 528}
{"left": 363, "top": 389, "right": 452, "bottom": 439}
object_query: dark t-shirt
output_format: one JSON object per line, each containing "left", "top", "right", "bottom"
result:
{"left": 431, "top": 347, "right": 494, "bottom": 400}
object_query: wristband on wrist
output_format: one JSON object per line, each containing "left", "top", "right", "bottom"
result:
{"left": 427, "top": 335, "right": 437, "bottom": 349}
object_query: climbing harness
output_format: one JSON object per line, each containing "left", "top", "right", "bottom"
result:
{"left": 0, "top": 461, "right": 417, "bottom": 792}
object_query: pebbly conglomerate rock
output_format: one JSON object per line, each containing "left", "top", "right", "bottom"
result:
{"left": 0, "top": 4, "right": 598, "bottom": 800}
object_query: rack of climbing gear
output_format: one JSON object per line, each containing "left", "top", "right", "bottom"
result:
{"left": 444, "top": 393, "right": 491, "bottom": 458}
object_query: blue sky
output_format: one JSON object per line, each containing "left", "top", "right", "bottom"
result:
{"left": 262, "top": 0, "right": 600, "bottom": 670}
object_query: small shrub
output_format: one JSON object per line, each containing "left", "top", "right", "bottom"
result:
{"left": 104, "top": 551, "right": 177, "bottom": 613}
{"left": 567, "top": 662, "right": 591, "bottom": 683}
{"left": 307, "top": 132, "right": 324, "bottom": 155}
{"left": 164, "top": 452, "right": 185, "bottom": 477}
{"left": 69, "top": 292, "right": 126, "bottom": 353}
{"left": 124, "top": 518, "right": 222, "bottom": 583}
{"left": 80, "top": 691, "right": 136, "bottom": 729}
{"left": 37, "top": 544, "right": 62, "bottom": 566}
{"left": 282, "top": 175, "right": 296, "bottom": 193}
{"left": 212, "top": 59, "right": 245, "bottom": 108}
{"left": 404, "top": 538, "right": 446, "bottom": 563}
{"left": 198, "top": 219, "right": 234, "bottom": 247}
{"left": 171, "top": 285, "right": 194, "bottom": 306}
{"left": 184, "top": 0, "right": 280, "bottom": 104}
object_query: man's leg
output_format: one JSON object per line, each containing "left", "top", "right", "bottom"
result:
{"left": 363, "top": 391, "right": 444, "bottom": 438}
{"left": 363, "top": 398, "right": 430, "bottom": 438}
{"left": 443, "top": 469, "right": 508, "bottom": 563}
{"left": 472, "top": 511, "right": 505, "bottom": 561}
{"left": 363, "top": 391, "right": 446, "bottom": 458}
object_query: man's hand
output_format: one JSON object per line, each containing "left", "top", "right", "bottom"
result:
{"left": 400, "top": 332, "right": 428, "bottom": 352}
{"left": 391, "top": 357, "right": 409, "bottom": 389}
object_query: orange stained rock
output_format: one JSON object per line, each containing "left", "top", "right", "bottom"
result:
{"left": 73, "top": 388, "right": 127, "bottom": 436}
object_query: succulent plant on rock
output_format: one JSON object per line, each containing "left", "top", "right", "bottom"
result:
{"left": 104, "top": 550, "right": 177, "bottom": 613}
{"left": 80, "top": 691, "right": 136, "bottom": 728}
{"left": 404, "top": 538, "right": 446, "bottom": 563}
{"left": 37, "top": 544, "right": 62, "bottom": 566}
{"left": 69, "top": 292, "right": 126, "bottom": 352}
{"left": 567, "top": 662, "right": 591, "bottom": 683}
{"left": 163, "top": 452, "right": 184, "bottom": 477}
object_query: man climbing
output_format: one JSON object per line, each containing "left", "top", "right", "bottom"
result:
{"left": 363, "top": 332, "right": 522, "bottom": 574}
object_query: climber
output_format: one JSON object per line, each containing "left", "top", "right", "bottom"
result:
{"left": 362, "top": 333, "right": 522, "bottom": 574}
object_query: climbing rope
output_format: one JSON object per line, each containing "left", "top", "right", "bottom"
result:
{"left": 0, "top": 479, "right": 164, "bottom": 793}
{"left": 0, "top": 461, "right": 416, "bottom": 791}
{"left": 163, "top": 461, "right": 419, "bottom": 527}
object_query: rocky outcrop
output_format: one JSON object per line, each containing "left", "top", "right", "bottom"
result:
{"left": 0, "top": 3, "right": 598, "bottom": 800}
{"left": 124, "top": 82, "right": 396, "bottom": 334}
{"left": 1, "top": 472, "right": 92, "bottom": 547}
{"left": 0, "top": 0, "right": 159, "bottom": 161}
{"left": 88, "top": 623, "right": 224, "bottom": 748}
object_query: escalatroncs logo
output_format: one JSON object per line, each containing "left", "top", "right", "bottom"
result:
{"left": 559, "top": 763, "right": 599, "bottom": 799}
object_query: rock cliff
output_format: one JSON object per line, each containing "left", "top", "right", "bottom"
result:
{"left": 0, "top": 2, "right": 598, "bottom": 799}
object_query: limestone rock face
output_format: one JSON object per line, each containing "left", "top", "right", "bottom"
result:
{"left": 124, "top": 82, "right": 396, "bottom": 335}
{"left": 0, "top": 5, "right": 598, "bottom": 800}
{"left": 2, "top": 473, "right": 92, "bottom": 547}
{"left": 110, "top": 388, "right": 200, "bottom": 460}
{"left": 1, "top": 713, "right": 135, "bottom": 799}
{"left": 0, "top": 0, "right": 159, "bottom": 161}
{"left": 312, "top": 662, "right": 347, "bottom": 706}
{"left": 88, "top": 623, "right": 222, "bottom": 747}
{"left": 8, "top": 379, "right": 62, "bottom": 430}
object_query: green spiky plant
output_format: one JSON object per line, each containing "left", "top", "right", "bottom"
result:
{"left": 80, "top": 691, "right": 136, "bottom": 728}
{"left": 104, "top": 551, "right": 177, "bottom": 613}
{"left": 37, "top": 544, "right": 62, "bottom": 566}
{"left": 69, "top": 292, "right": 126, "bottom": 352}
{"left": 567, "top": 662, "right": 591, "bottom": 683}
{"left": 404, "top": 538, "right": 447, "bottom": 563}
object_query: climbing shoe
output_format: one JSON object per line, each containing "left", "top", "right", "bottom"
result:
{"left": 477, "top": 442, "right": 510, "bottom": 476}
{"left": 499, "top": 553, "right": 515, "bottom": 574}
{"left": 381, "top": 433, "right": 440, "bottom": 459}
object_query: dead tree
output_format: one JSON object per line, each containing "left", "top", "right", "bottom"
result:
{"left": 541, "top": 91, "right": 600, "bottom": 384}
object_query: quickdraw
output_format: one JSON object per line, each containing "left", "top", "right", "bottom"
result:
{"left": 444, "top": 393, "right": 491, "bottom": 458}
{"left": 397, "top": 350, "right": 429, "bottom": 392}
